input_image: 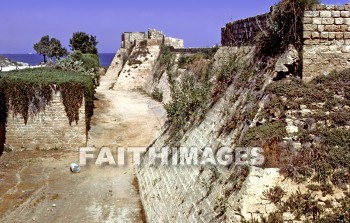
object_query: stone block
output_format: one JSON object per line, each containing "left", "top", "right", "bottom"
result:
{"left": 303, "top": 31, "right": 312, "bottom": 39}
{"left": 304, "top": 11, "right": 320, "bottom": 17}
{"left": 320, "top": 11, "right": 332, "bottom": 17}
{"left": 324, "top": 25, "right": 337, "bottom": 31}
{"left": 341, "top": 25, "right": 348, "bottom": 31}
{"left": 345, "top": 4, "right": 350, "bottom": 11}
{"left": 341, "top": 11, "right": 350, "bottom": 17}
{"left": 317, "top": 5, "right": 326, "bottom": 10}
{"left": 335, "top": 18, "right": 344, "bottom": 24}
{"left": 303, "top": 17, "right": 313, "bottom": 24}
{"left": 312, "top": 32, "right": 320, "bottom": 39}
{"left": 312, "top": 18, "right": 322, "bottom": 24}
{"left": 318, "top": 25, "right": 325, "bottom": 32}
{"left": 332, "top": 11, "right": 341, "bottom": 17}
{"left": 328, "top": 32, "right": 336, "bottom": 39}
{"left": 344, "top": 32, "right": 350, "bottom": 39}
{"left": 325, "top": 5, "right": 336, "bottom": 10}
{"left": 322, "top": 18, "right": 335, "bottom": 24}
{"left": 341, "top": 45, "right": 350, "bottom": 52}
{"left": 335, "top": 32, "right": 344, "bottom": 39}
{"left": 344, "top": 18, "right": 350, "bottom": 24}
{"left": 304, "top": 24, "right": 318, "bottom": 31}
{"left": 320, "top": 32, "right": 329, "bottom": 39}
{"left": 304, "top": 39, "right": 320, "bottom": 45}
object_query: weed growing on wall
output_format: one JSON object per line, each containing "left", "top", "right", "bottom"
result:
{"left": 0, "top": 68, "right": 94, "bottom": 130}
{"left": 164, "top": 51, "right": 213, "bottom": 146}
{"left": 259, "top": 0, "right": 320, "bottom": 57}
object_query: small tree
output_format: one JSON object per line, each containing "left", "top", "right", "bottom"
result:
{"left": 34, "top": 35, "right": 50, "bottom": 63}
{"left": 49, "top": 38, "right": 68, "bottom": 60}
{"left": 34, "top": 35, "right": 67, "bottom": 63}
{"left": 69, "top": 32, "right": 98, "bottom": 54}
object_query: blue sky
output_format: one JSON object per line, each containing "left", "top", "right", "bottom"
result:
{"left": 0, "top": 0, "right": 347, "bottom": 53}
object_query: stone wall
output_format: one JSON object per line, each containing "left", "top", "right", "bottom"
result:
{"left": 136, "top": 47, "right": 292, "bottom": 222}
{"left": 6, "top": 91, "right": 87, "bottom": 150}
{"left": 303, "top": 4, "right": 350, "bottom": 81}
{"left": 221, "top": 3, "right": 350, "bottom": 81}
{"left": 164, "top": 37, "right": 184, "bottom": 49}
{"left": 122, "top": 32, "right": 147, "bottom": 49}
{"left": 221, "top": 12, "right": 270, "bottom": 46}
{"left": 148, "top": 29, "right": 164, "bottom": 40}
{"left": 121, "top": 29, "right": 184, "bottom": 50}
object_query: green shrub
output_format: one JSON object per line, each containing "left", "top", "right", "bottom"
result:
{"left": 165, "top": 72, "right": 211, "bottom": 145}
{"left": 240, "top": 121, "right": 287, "bottom": 146}
{"left": 57, "top": 51, "right": 100, "bottom": 87}
{"left": 151, "top": 88, "right": 163, "bottom": 102}
{"left": 81, "top": 53, "right": 100, "bottom": 70}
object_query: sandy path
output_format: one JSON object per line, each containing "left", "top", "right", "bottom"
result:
{"left": 0, "top": 71, "right": 166, "bottom": 222}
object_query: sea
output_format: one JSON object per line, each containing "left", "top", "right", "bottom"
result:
{"left": 1, "top": 53, "right": 115, "bottom": 67}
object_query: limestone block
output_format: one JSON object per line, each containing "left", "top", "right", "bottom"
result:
{"left": 304, "top": 11, "right": 320, "bottom": 17}
{"left": 318, "top": 25, "right": 325, "bottom": 32}
{"left": 312, "top": 18, "right": 322, "bottom": 25}
{"left": 324, "top": 25, "right": 336, "bottom": 31}
{"left": 312, "top": 32, "right": 320, "bottom": 39}
{"left": 304, "top": 24, "right": 318, "bottom": 31}
{"left": 329, "top": 45, "right": 340, "bottom": 53}
{"left": 325, "top": 5, "right": 336, "bottom": 10}
{"left": 340, "top": 25, "right": 349, "bottom": 32}
{"left": 322, "top": 18, "right": 335, "bottom": 24}
{"left": 344, "top": 18, "right": 350, "bottom": 24}
{"left": 328, "top": 32, "right": 336, "bottom": 39}
{"left": 335, "top": 32, "right": 344, "bottom": 39}
{"left": 341, "top": 11, "right": 350, "bottom": 17}
{"left": 344, "top": 32, "right": 350, "bottom": 39}
{"left": 341, "top": 45, "right": 350, "bottom": 52}
{"left": 303, "top": 17, "right": 313, "bottom": 24}
{"left": 320, "top": 11, "right": 332, "bottom": 18}
{"left": 303, "top": 31, "right": 312, "bottom": 39}
{"left": 345, "top": 4, "right": 350, "bottom": 11}
{"left": 332, "top": 11, "right": 341, "bottom": 17}
{"left": 320, "top": 32, "right": 329, "bottom": 39}
{"left": 335, "top": 18, "right": 344, "bottom": 24}
{"left": 304, "top": 39, "right": 320, "bottom": 45}
{"left": 317, "top": 5, "right": 326, "bottom": 10}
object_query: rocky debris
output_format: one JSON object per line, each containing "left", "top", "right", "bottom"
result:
{"left": 274, "top": 44, "right": 299, "bottom": 78}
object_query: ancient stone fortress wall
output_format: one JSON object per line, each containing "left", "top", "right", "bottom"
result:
{"left": 303, "top": 4, "right": 350, "bottom": 81}
{"left": 221, "top": 3, "right": 350, "bottom": 81}
{"left": 121, "top": 29, "right": 184, "bottom": 49}
{"left": 121, "top": 32, "right": 147, "bottom": 49}
{"left": 221, "top": 12, "right": 270, "bottom": 46}
{"left": 6, "top": 91, "right": 86, "bottom": 150}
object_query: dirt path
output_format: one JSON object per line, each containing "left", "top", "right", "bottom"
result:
{"left": 0, "top": 72, "right": 166, "bottom": 222}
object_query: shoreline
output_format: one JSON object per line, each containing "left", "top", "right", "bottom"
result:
{"left": 0, "top": 65, "right": 44, "bottom": 72}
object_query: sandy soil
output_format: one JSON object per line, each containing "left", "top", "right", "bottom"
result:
{"left": 0, "top": 69, "right": 166, "bottom": 222}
